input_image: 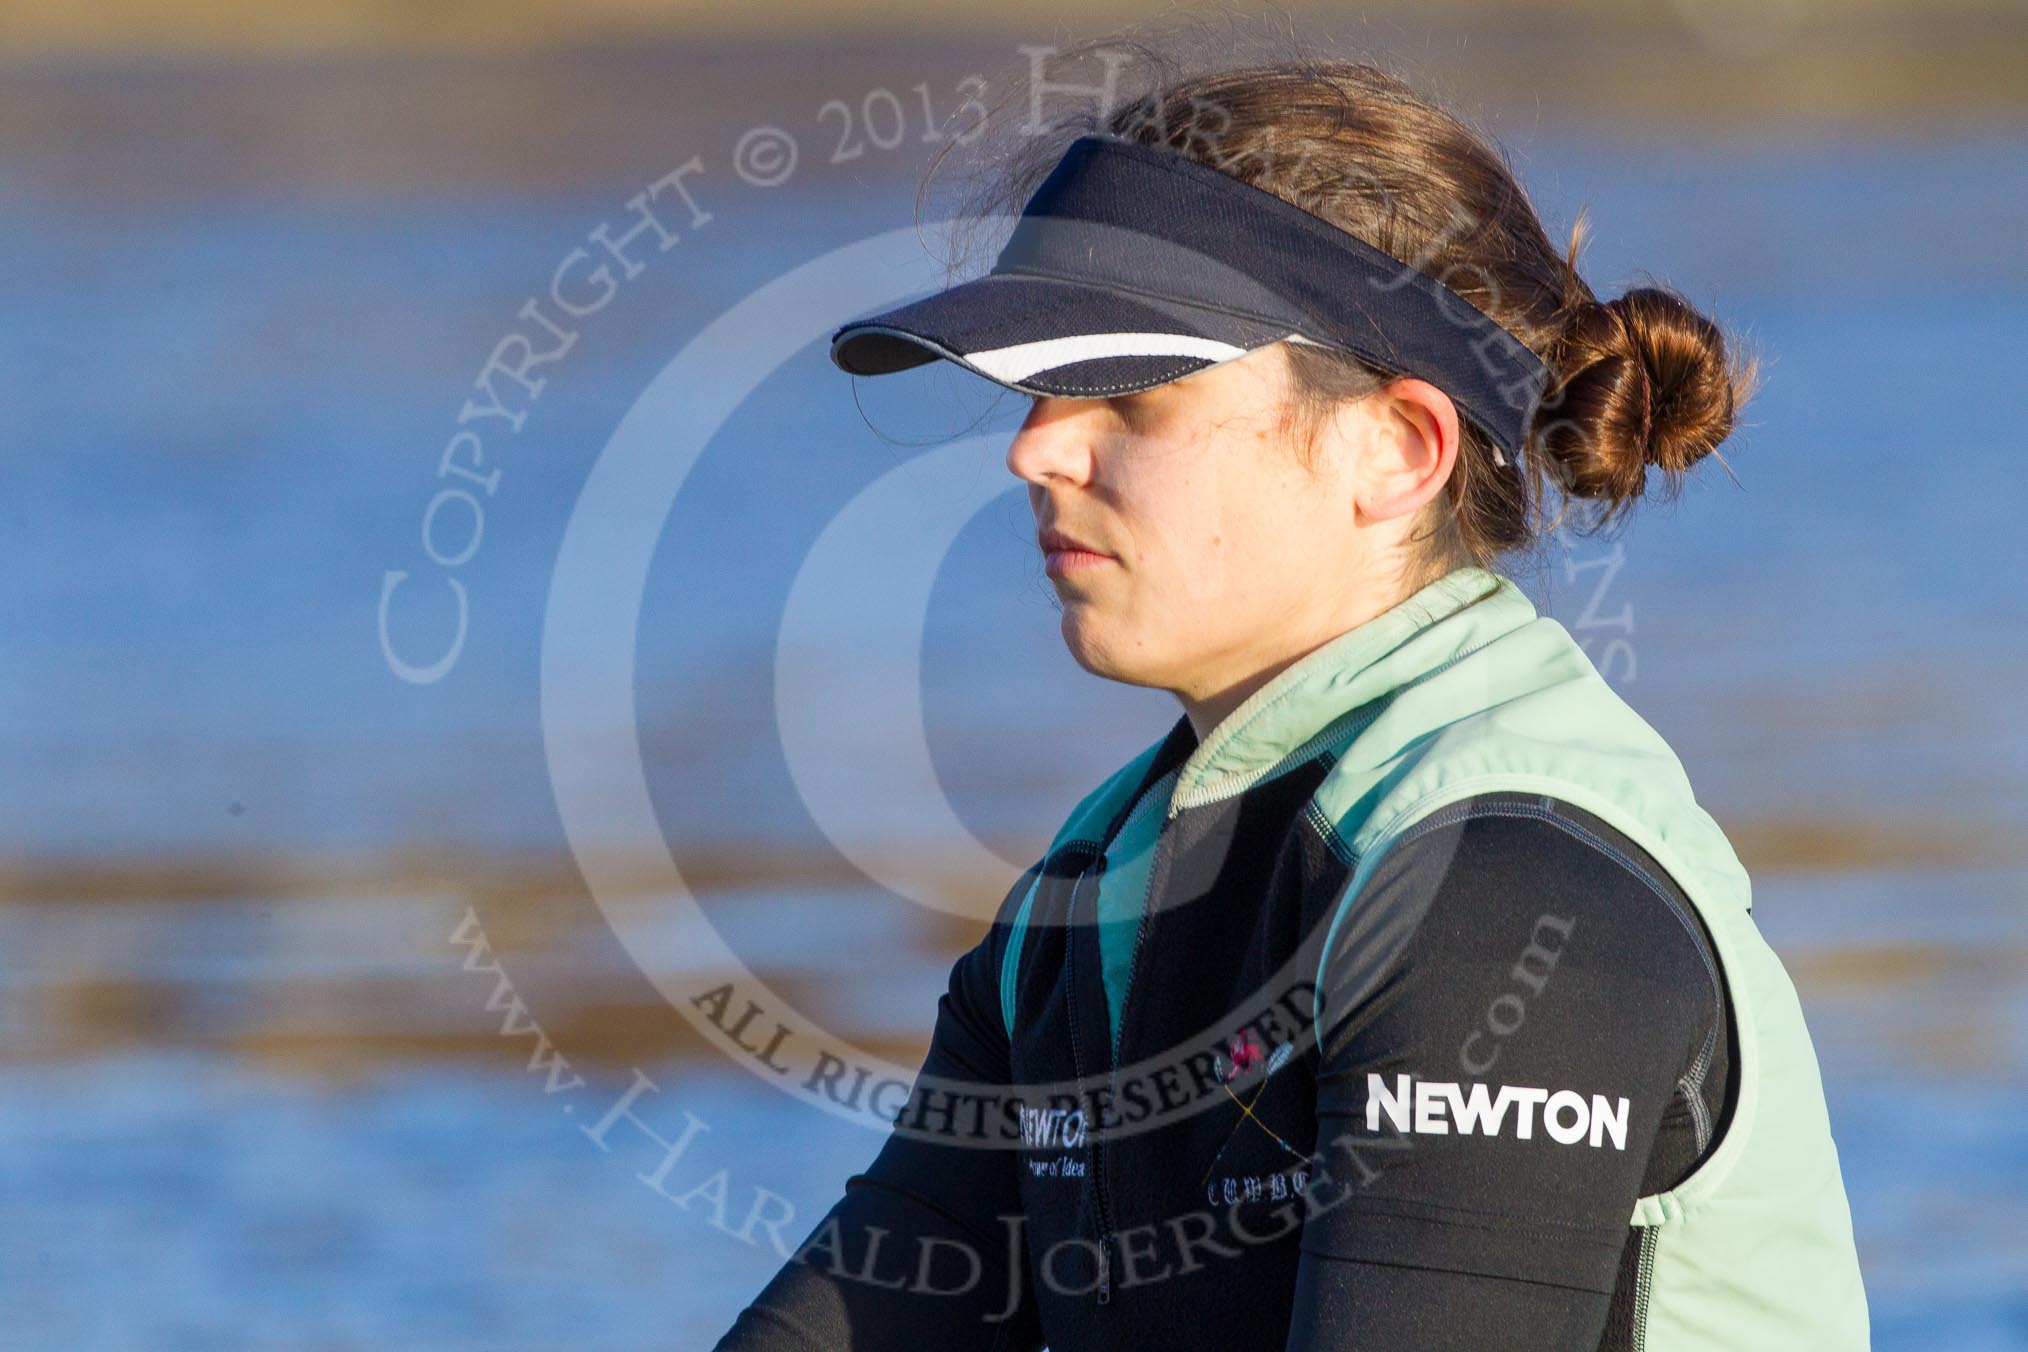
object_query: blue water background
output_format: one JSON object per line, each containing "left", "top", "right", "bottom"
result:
{"left": 0, "top": 119, "right": 2023, "bottom": 1347}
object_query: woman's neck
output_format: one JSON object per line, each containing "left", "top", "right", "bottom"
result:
{"left": 1174, "top": 589, "right": 1407, "bottom": 742}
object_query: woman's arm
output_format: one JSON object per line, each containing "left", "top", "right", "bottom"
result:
{"left": 1285, "top": 793, "right": 1730, "bottom": 1351}
{"left": 712, "top": 863, "right": 1048, "bottom": 1351}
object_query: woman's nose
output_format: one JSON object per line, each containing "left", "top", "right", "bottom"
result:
{"left": 1005, "top": 397, "right": 1095, "bottom": 487}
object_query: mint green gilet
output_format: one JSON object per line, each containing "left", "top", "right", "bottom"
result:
{"left": 1308, "top": 565, "right": 1870, "bottom": 1349}
{"left": 1008, "top": 563, "right": 1871, "bottom": 1349}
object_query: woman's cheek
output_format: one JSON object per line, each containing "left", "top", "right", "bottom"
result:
{"left": 1170, "top": 532, "right": 1235, "bottom": 609}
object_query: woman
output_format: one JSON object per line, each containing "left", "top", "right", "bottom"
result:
{"left": 716, "top": 49, "right": 1868, "bottom": 1352}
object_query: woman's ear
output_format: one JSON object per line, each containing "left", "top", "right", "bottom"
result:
{"left": 1348, "top": 377, "right": 1460, "bottom": 523}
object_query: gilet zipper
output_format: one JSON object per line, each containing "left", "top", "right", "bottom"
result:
{"left": 1058, "top": 850, "right": 1116, "bottom": 1303}
{"left": 1085, "top": 794, "right": 1181, "bottom": 1305}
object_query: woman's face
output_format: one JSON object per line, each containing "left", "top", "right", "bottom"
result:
{"left": 1005, "top": 343, "right": 1404, "bottom": 718}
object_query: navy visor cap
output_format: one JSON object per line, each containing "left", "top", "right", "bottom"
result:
{"left": 829, "top": 133, "right": 1551, "bottom": 466}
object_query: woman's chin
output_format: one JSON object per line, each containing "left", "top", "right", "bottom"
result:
{"left": 1058, "top": 612, "right": 1158, "bottom": 687}
{"left": 1057, "top": 610, "right": 1112, "bottom": 674}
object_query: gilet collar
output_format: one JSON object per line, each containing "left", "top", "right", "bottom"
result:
{"left": 1163, "top": 565, "right": 1536, "bottom": 815}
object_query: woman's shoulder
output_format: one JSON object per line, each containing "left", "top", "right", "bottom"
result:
{"left": 1340, "top": 789, "right": 1726, "bottom": 1008}
{"left": 1318, "top": 787, "right": 1734, "bottom": 1188}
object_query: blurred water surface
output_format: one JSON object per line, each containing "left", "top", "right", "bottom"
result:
{"left": 0, "top": 75, "right": 2022, "bottom": 1349}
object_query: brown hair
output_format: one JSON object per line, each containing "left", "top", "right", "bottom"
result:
{"left": 917, "top": 15, "right": 1762, "bottom": 588}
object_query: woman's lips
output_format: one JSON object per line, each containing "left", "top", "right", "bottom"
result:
{"left": 1039, "top": 526, "right": 1114, "bottom": 578}
{"left": 1044, "top": 546, "right": 1113, "bottom": 577}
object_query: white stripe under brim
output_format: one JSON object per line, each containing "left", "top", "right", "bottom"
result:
{"left": 964, "top": 332, "right": 1255, "bottom": 384}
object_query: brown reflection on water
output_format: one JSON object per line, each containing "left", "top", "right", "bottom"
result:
{"left": 0, "top": 846, "right": 1012, "bottom": 1078}
{"left": 0, "top": 818, "right": 2021, "bottom": 1085}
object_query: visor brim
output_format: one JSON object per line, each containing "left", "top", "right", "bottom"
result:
{"left": 829, "top": 272, "right": 1301, "bottom": 398}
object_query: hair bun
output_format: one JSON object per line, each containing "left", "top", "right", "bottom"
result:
{"left": 1535, "top": 285, "right": 1759, "bottom": 518}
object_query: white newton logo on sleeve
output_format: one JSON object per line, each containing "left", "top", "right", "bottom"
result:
{"left": 1364, "top": 1073, "right": 1631, "bottom": 1150}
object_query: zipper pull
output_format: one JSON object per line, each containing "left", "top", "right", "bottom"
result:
{"left": 1095, "top": 1243, "right": 1112, "bottom": 1305}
